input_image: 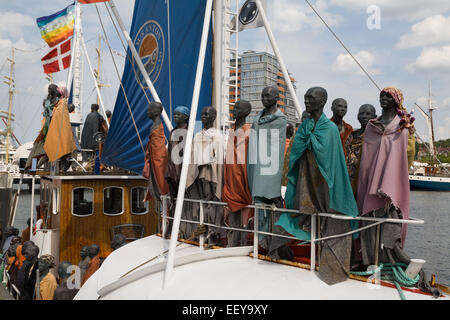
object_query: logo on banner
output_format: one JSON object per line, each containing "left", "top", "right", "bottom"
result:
{"left": 134, "top": 20, "right": 165, "bottom": 87}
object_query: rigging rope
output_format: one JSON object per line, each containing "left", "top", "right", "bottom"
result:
{"left": 95, "top": 3, "right": 146, "bottom": 155}
{"left": 14, "top": 44, "right": 47, "bottom": 53}
{"left": 304, "top": 0, "right": 448, "bottom": 174}
{"left": 103, "top": 2, "right": 153, "bottom": 107}
{"left": 304, "top": 0, "right": 382, "bottom": 92}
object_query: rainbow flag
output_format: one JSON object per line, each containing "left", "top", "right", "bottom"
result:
{"left": 36, "top": 4, "right": 75, "bottom": 48}
{"left": 79, "top": 0, "right": 110, "bottom": 3}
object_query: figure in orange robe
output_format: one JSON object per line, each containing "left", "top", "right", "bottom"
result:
{"left": 222, "top": 101, "right": 253, "bottom": 247}
{"left": 330, "top": 98, "right": 353, "bottom": 158}
{"left": 81, "top": 245, "right": 100, "bottom": 286}
{"left": 142, "top": 102, "right": 169, "bottom": 201}
{"left": 43, "top": 87, "right": 76, "bottom": 163}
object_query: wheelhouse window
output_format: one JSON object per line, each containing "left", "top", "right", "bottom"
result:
{"left": 104, "top": 187, "right": 124, "bottom": 216}
{"left": 131, "top": 187, "right": 148, "bottom": 215}
{"left": 72, "top": 188, "right": 94, "bottom": 216}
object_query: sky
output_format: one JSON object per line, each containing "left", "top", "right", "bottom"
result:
{"left": 0, "top": 0, "right": 449, "bottom": 146}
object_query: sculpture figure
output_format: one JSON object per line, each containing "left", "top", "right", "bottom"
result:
{"left": 274, "top": 87, "right": 359, "bottom": 285}
{"left": 247, "top": 86, "right": 286, "bottom": 255}
{"left": 222, "top": 100, "right": 253, "bottom": 247}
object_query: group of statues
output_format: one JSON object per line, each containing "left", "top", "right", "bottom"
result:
{"left": 0, "top": 228, "right": 127, "bottom": 300}
{"left": 25, "top": 83, "right": 111, "bottom": 172}
{"left": 142, "top": 84, "right": 437, "bottom": 289}
{"left": 1, "top": 237, "right": 65, "bottom": 300}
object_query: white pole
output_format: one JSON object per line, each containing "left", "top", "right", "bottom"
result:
{"left": 80, "top": 34, "right": 109, "bottom": 128}
{"left": 255, "top": 0, "right": 302, "bottom": 118}
{"left": 66, "top": 1, "right": 80, "bottom": 93}
{"left": 310, "top": 213, "right": 316, "bottom": 271}
{"left": 30, "top": 176, "right": 35, "bottom": 236}
{"left": 213, "top": 0, "right": 223, "bottom": 130}
{"left": 108, "top": 0, "right": 173, "bottom": 132}
{"left": 163, "top": 0, "right": 213, "bottom": 288}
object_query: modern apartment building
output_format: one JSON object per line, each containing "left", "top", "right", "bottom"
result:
{"left": 229, "top": 50, "right": 299, "bottom": 125}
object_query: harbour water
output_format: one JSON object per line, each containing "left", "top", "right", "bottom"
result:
{"left": 10, "top": 185, "right": 450, "bottom": 286}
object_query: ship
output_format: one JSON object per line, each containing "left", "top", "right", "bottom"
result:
{"left": 409, "top": 84, "right": 450, "bottom": 191}
{"left": 2, "top": 0, "right": 448, "bottom": 301}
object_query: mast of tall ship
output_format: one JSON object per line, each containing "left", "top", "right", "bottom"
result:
{"left": 428, "top": 82, "right": 436, "bottom": 166}
{"left": 4, "top": 47, "right": 15, "bottom": 164}
{"left": 95, "top": 35, "right": 110, "bottom": 106}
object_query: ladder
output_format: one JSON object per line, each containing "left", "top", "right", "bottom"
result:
{"left": 223, "top": 0, "right": 240, "bottom": 133}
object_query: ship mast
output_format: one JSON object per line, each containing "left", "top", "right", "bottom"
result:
{"left": 67, "top": 0, "right": 83, "bottom": 130}
{"left": 428, "top": 82, "right": 436, "bottom": 165}
{"left": 3, "top": 47, "right": 15, "bottom": 164}
{"left": 95, "top": 35, "right": 109, "bottom": 106}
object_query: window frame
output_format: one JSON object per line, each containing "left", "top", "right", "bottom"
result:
{"left": 71, "top": 187, "right": 95, "bottom": 217}
{"left": 130, "top": 187, "right": 149, "bottom": 215}
{"left": 103, "top": 186, "right": 125, "bottom": 216}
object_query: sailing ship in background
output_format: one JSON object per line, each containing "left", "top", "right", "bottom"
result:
{"left": 409, "top": 84, "right": 450, "bottom": 191}
{"left": 1, "top": 0, "right": 448, "bottom": 300}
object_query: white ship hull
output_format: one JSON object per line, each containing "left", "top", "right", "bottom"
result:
{"left": 75, "top": 235, "right": 445, "bottom": 300}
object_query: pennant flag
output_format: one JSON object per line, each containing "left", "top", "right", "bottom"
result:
{"left": 36, "top": 4, "right": 75, "bottom": 48}
{"left": 230, "top": 0, "right": 267, "bottom": 32}
{"left": 41, "top": 38, "right": 72, "bottom": 74}
{"left": 79, "top": 0, "right": 110, "bottom": 3}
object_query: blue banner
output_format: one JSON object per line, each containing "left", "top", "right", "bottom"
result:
{"left": 102, "top": 0, "right": 213, "bottom": 173}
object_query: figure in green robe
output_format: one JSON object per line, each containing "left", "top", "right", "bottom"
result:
{"left": 272, "top": 87, "right": 359, "bottom": 285}
{"left": 247, "top": 86, "right": 287, "bottom": 257}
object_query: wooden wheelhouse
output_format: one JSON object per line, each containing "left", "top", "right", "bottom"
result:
{"left": 34, "top": 175, "right": 157, "bottom": 266}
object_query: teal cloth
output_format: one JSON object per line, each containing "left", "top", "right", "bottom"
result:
{"left": 247, "top": 109, "right": 287, "bottom": 200}
{"left": 276, "top": 113, "right": 359, "bottom": 240}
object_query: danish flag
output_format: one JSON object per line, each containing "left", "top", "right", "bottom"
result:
{"left": 41, "top": 38, "right": 71, "bottom": 74}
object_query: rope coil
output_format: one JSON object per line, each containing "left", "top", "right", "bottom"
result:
{"left": 351, "top": 262, "right": 420, "bottom": 300}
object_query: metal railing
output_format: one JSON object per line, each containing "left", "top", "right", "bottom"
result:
{"left": 159, "top": 195, "right": 424, "bottom": 271}
{"left": 3, "top": 268, "right": 20, "bottom": 299}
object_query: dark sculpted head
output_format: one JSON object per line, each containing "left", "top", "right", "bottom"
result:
{"left": 173, "top": 106, "right": 189, "bottom": 127}
{"left": 10, "top": 236, "right": 21, "bottom": 246}
{"left": 37, "top": 254, "right": 55, "bottom": 276}
{"left": 23, "top": 244, "right": 39, "bottom": 262}
{"left": 106, "top": 110, "right": 112, "bottom": 118}
{"left": 80, "top": 245, "right": 89, "bottom": 260}
{"left": 111, "top": 233, "right": 127, "bottom": 251}
{"left": 91, "top": 104, "right": 100, "bottom": 112}
{"left": 48, "top": 84, "right": 58, "bottom": 97}
{"left": 233, "top": 100, "right": 251, "bottom": 120}
{"left": 58, "top": 261, "right": 73, "bottom": 281}
{"left": 8, "top": 243, "right": 19, "bottom": 257}
{"left": 201, "top": 106, "right": 217, "bottom": 129}
{"left": 261, "top": 86, "right": 279, "bottom": 109}
{"left": 147, "top": 101, "right": 163, "bottom": 120}
{"left": 331, "top": 98, "right": 348, "bottom": 119}
{"left": 358, "top": 104, "right": 377, "bottom": 128}
{"left": 88, "top": 244, "right": 100, "bottom": 258}
{"left": 304, "top": 87, "right": 327, "bottom": 116}
{"left": 4, "top": 226, "right": 19, "bottom": 238}
{"left": 21, "top": 240, "right": 34, "bottom": 254}
{"left": 379, "top": 91, "right": 398, "bottom": 111}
